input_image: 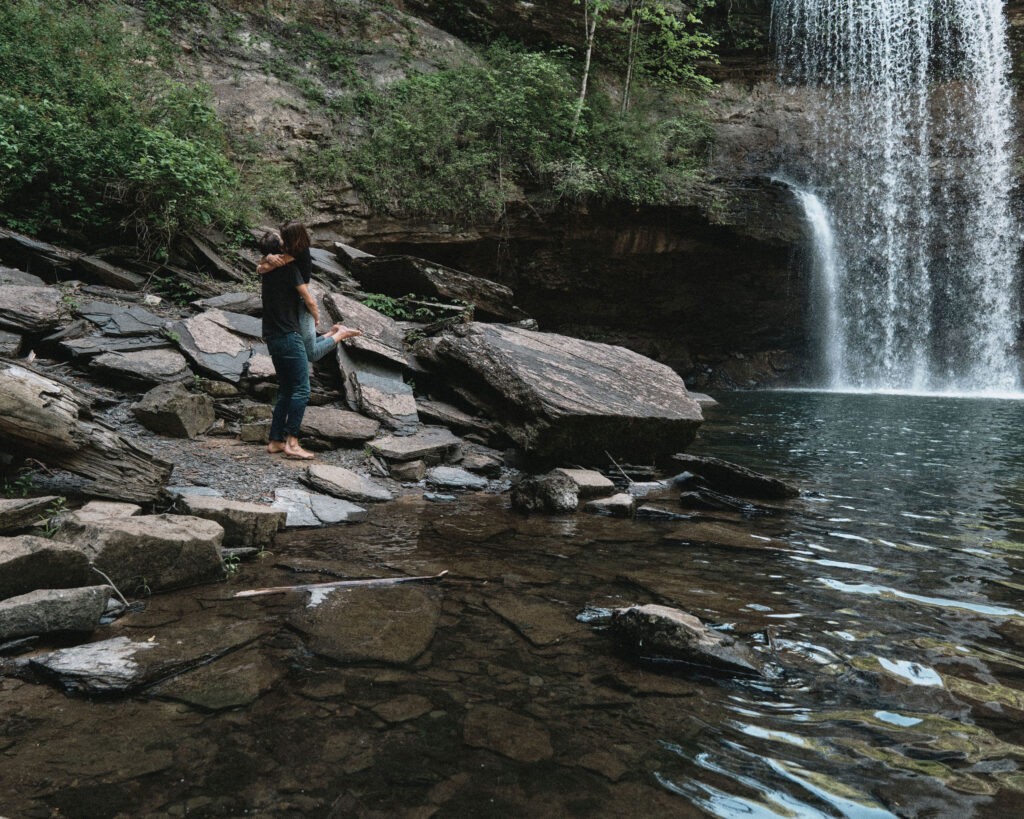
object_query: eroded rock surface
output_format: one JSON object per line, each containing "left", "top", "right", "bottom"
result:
{"left": 417, "top": 323, "right": 703, "bottom": 462}
{"left": 303, "top": 464, "right": 394, "bottom": 503}
{"left": 132, "top": 382, "right": 215, "bottom": 439}
{"left": 0, "top": 535, "right": 93, "bottom": 600}
{"left": 0, "top": 585, "right": 111, "bottom": 641}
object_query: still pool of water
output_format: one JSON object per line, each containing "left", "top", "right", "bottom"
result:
{"left": 4, "top": 391, "right": 1024, "bottom": 818}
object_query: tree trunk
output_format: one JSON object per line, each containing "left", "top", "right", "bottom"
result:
{"left": 621, "top": 6, "right": 642, "bottom": 114}
{"left": 573, "top": 13, "right": 599, "bottom": 135}
{"left": 0, "top": 360, "right": 172, "bottom": 503}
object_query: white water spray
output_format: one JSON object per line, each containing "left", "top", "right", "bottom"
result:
{"left": 774, "top": 0, "right": 1022, "bottom": 393}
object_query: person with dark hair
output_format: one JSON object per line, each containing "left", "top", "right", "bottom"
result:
{"left": 258, "top": 230, "right": 360, "bottom": 460}
{"left": 258, "top": 222, "right": 353, "bottom": 363}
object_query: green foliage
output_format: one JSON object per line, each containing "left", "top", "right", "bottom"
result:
{"left": 625, "top": 2, "right": 718, "bottom": 92}
{"left": 1, "top": 473, "right": 37, "bottom": 498}
{"left": 350, "top": 43, "right": 713, "bottom": 220}
{"left": 37, "top": 496, "right": 67, "bottom": 539}
{"left": 0, "top": 0, "right": 238, "bottom": 245}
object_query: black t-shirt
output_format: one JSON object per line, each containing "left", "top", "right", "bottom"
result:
{"left": 293, "top": 247, "right": 312, "bottom": 284}
{"left": 261, "top": 262, "right": 304, "bottom": 339}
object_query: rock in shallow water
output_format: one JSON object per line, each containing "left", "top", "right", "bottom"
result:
{"left": 462, "top": 704, "right": 553, "bottom": 762}
{"left": 510, "top": 471, "right": 578, "bottom": 514}
{"left": 611, "top": 603, "right": 763, "bottom": 676}
{"left": 0, "top": 585, "right": 111, "bottom": 640}
{"left": 0, "top": 535, "right": 93, "bottom": 600}
{"left": 288, "top": 585, "right": 441, "bottom": 665}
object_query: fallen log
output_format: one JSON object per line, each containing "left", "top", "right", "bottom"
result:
{"left": 0, "top": 359, "right": 172, "bottom": 502}
{"left": 233, "top": 570, "right": 449, "bottom": 598}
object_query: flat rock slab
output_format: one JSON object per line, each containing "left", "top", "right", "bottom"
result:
{"left": 371, "top": 693, "right": 433, "bottom": 723}
{"left": 55, "top": 514, "right": 224, "bottom": 592}
{"left": 171, "top": 309, "right": 264, "bottom": 384}
{"left": 0, "top": 496, "right": 58, "bottom": 535}
{"left": 65, "top": 501, "right": 142, "bottom": 526}
{"left": 417, "top": 323, "right": 703, "bottom": 462}
{"left": 336, "top": 349, "right": 418, "bottom": 432}
{"left": 272, "top": 488, "right": 367, "bottom": 528}
{"left": 0, "top": 285, "right": 64, "bottom": 333}
{"left": 192, "top": 292, "right": 262, "bottom": 316}
{"left": 303, "top": 464, "right": 394, "bottom": 503}
{"left": 426, "top": 466, "right": 488, "bottom": 491}
{"left": 371, "top": 427, "right": 462, "bottom": 464}
{"left": 554, "top": 468, "right": 616, "bottom": 499}
{"left": 485, "top": 594, "right": 585, "bottom": 647}
{"left": 611, "top": 604, "right": 763, "bottom": 676}
{"left": 0, "top": 585, "right": 111, "bottom": 641}
{"left": 288, "top": 584, "right": 441, "bottom": 665}
{"left": 584, "top": 493, "right": 637, "bottom": 518}
{"left": 0, "top": 535, "right": 93, "bottom": 600}
{"left": 0, "top": 266, "right": 44, "bottom": 287}
{"left": 460, "top": 452, "right": 503, "bottom": 477}
{"left": 60, "top": 335, "right": 172, "bottom": 359}
{"left": 76, "top": 255, "right": 146, "bottom": 291}
{"left": 324, "top": 292, "right": 418, "bottom": 370}
{"left": 415, "top": 398, "right": 493, "bottom": 434}
{"left": 463, "top": 705, "right": 553, "bottom": 762}
{"left": 671, "top": 453, "right": 799, "bottom": 499}
{"left": 147, "top": 645, "right": 282, "bottom": 710}
{"left": 132, "top": 382, "right": 215, "bottom": 438}
{"left": 29, "top": 619, "right": 268, "bottom": 695}
{"left": 349, "top": 255, "right": 528, "bottom": 323}
{"left": 664, "top": 520, "right": 790, "bottom": 552}
{"left": 177, "top": 494, "right": 285, "bottom": 547}
{"left": 0, "top": 227, "right": 77, "bottom": 277}
{"left": 300, "top": 406, "right": 380, "bottom": 444}
{"left": 78, "top": 301, "right": 166, "bottom": 336}
{"left": 91, "top": 348, "right": 192, "bottom": 385}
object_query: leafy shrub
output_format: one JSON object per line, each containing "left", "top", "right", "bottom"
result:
{"left": 0, "top": 0, "right": 238, "bottom": 246}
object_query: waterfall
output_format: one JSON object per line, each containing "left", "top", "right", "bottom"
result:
{"left": 774, "top": 0, "right": 1022, "bottom": 394}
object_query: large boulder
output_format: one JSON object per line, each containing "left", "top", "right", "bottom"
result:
{"left": 0, "top": 585, "right": 111, "bottom": 641}
{"left": 288, "top": 585, "right": 441, "bottom": 665}
{"left": 54, "top": 514, "right": 224, "bottom": 592}
{"left": 416, "top": 323, "right": 703, "bottom": 463}
{"left": 0, "top": 535, "right": 93, "bottom": 600}
{"left": 323, "top": 292, "right": 420, "bottom": 370}
{"left": 349, "top": 255, "right": 528, "bottom": 323}
{"left": 0, "top": 285, "right": 64, "bottom": 333}
{"left": 175, "top": 495, "right": 285, "bottom": 547}
{"left": 611, "top": 604, "right": 763, "bottom": 675}
{"left": 170, "top": 309, "right": 265, "bottom": 384}
{"left": 132, "top": 382, "right": 215, "bottom": 439}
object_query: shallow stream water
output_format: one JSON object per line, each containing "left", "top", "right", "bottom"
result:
{"left": 4, "top": 391, "right": 1024, "bottom": 817}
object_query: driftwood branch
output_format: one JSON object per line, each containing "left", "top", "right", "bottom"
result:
{"left": 0, "top": 359, "right": 172, "bottom": 502}
{"left": 233, "top": 570, "right": 449, "bottom": 598}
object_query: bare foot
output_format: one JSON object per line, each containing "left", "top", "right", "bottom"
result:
{"left": 283, "top": 443, "right": 315, "bottom": 460}
{"left": 331, "top": 323, "right": 364, "bottom": 341}
{"left": 267, "top": 441, "right": 286, "bottom": 454}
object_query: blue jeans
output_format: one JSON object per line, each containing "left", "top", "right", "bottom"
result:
{"left": 266, "top": 332, "right": 310, "bottom": 441}
{"left": 300, "top": 309, "right": 336, "bottom": 363}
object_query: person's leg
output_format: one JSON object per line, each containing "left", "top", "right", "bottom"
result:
{"left": 279, "top": 333, "right": 313, "bottom": 458}
{"left": 266, "top": 335, "right": 294, "bottom": 452}
{"left": 300, "top": 309, "right": 337, "bottom": 363}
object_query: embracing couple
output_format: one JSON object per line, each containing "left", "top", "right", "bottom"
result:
{"left": 258, "top": 221, "right": 361, "bottom": 460}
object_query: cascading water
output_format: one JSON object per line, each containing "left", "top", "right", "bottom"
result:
{"left": 774, "top": 0, "right": 1022, "bottom": 393}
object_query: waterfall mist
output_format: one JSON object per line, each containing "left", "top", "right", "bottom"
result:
{"left": 774, "top": 0, "right": 1022, "bottom": 394}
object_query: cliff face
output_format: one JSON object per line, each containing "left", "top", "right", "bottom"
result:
{"left": 180, "top": 0, "right": 819, "bottom": 387}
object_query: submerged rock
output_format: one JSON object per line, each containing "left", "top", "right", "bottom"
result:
{"left": 462, "top": 705, "right": 553, "bottom": 762}
{"left": 416, "top": 323, "right": 703, "bottom": 463}
{"left": 611, "top": 604, "right": 763, "bottom": 676}
{"left": 147, "top": 645, "right": 282, "bottom": 711}
{"left": 288, "top": 584, "right": 441, "bottom": 665}
{"left": 0, "top": 586, "right": 111, "bottom": 641}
